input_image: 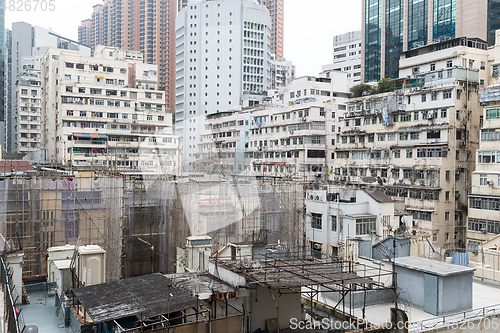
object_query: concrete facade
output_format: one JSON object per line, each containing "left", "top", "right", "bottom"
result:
{"left": 41, "top": 46, "right": 181, "bottom": 172}
{"left": 78, "top": 0, "right": 178, "bottom": 109}
{"left": 305, "top": 188, "right": 408, "bottom": 260}
{"left": 336, "top": 41, "right": 484, "bottom": 249}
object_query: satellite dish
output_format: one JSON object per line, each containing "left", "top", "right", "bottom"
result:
{"left": 401, "top": 216, "right": 408, "bottom": 224}
{"left": 362, "top": 177, "right": 377, "bottom": 183}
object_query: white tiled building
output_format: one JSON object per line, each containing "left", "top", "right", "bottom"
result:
{"left": 305, "top": 188, "right": 406, "bottom": 259}
{"left": 15, "top": 57, "right": 42, "bottom": 153}
{"left": 175, "top": 0, "right": 272, "bottom": 169}
{"left": 41, "top": 46, "right": 180, "bottom": 172}
{"left": 322, "top": 30, "right": 362, "bottom": 86}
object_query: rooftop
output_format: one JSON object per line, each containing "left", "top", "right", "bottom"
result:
{"left": 211, "top": 254, "right": 395, "bottom": 293}
{"left": 72, "top": 273, "right": 199, "bottom": 323}
{"left": 165, "top": 272, "right": 236, "bottom": 300}
{"left": 394, "top": 257, "right": 476, "bottom": 277}
{"left": 363, "top": 189, "right": 394, "bottom": 203}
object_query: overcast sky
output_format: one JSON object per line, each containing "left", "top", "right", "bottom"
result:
{"left": 5, "top": 0, "right": 361, "bottom": 77}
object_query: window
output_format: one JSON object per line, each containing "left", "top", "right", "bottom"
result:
{"left": 427, "top": 130, "right": 441, "bottom": 139}
{"left": 368, "top": 134, "right": 375, "bottom": 142}
{"left": 406, "top": 149, "right": 413, "bottom": 158}
{"left": 421, "top": 94, "right": 426, "bottom": 102}
{"left": 388, "top": 133, "right": 396, "bottom": 141}
{"left": 443, "top": 90, "right": 452, "bottom": 99}
{"left": 410, "top": 132, "right": 419, "bottom": 140}
{"left": 445, "top": 191, "right": 450, "bottom": 201}
{"left": 331, "top": 216, "right": 337, "bottom": 232}
{"left": 400, "top": 133, "right": 408, "bottom": 140}
{"left": 432, "top": 233, "right": 438, "bottom": 242}
{"left": 480, "top": 174, "right": 488, "bottom": 186}
{"left": 441, "top": 109, "right": 447, "bottom": 118}
{"left": 430, "top": 63, "right": 436, "bottom": 71}
{"left": 431, "top": 92, "right": 437, "bottom": 101}
{"left": 311, "top": 213, "right": 322, "bottom": 229}
{"left": 446, "top": 60, "right": 453, "bottom": 68}
{"left": 378, "top": 134, "right": 386, "bottom": 141}
{"left": 356, "top": 217, "right": 376, "bottom": 235}
{"left": 486, "top": 109, "right": 500, "bottom": 120}
{"left": 394, "top": 150, "right": 401, "bottom": 158}
{"left": 446, "top": 170, "right": 451, "bottom": 181}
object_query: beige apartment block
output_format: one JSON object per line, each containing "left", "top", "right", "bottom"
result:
{"left": 467, "top": 88, "right": 500, "bottom": 253}
{"left": 336, "top": 67, "right": 481, "bottom": 251}
{"left": 41, "top": 46, "right": 181, "bottom": 172}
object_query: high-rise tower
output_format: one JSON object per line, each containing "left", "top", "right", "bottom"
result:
{"left": 362, "top": 0, "right": 500, "bottom": 82}
{"left": 259, "top": 0, "right": 284, "bottom": 58}
{"left": 175, "top": 0, "right": 272, "bottom": 169}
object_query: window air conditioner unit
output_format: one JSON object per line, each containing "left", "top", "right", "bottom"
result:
{"left": 487, "top": 180, "right": 494, "bottom": 186}
{"left": 313, "top": 243, "right": 322, "bottom": 250}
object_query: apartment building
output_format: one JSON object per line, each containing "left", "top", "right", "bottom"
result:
{"left": 41, "top": 46, "right": 180, "bottom": 172}
{"left": 323, "top": 30, "right": 362, "bottom": 86}
{"left": 77, "top": 19, "right": 92, "bottom": 47}
{"left": 361, "top": 0, "right": 499, "bottom": 82}
{"left": 245, "top": 72, "right": 349, "bottom": 180}
{"left": 336, "top": 62, "right": 481, "bottom": 250}
{"left": 15, "top": 57, "right": 42, "bottom": 154}
{"left": 197, "top": 110, "right": 253, "bottom": 174}
{"left": 175, "top": 0, "right": 272, "bottom": 170}
{"left": 466, "top": 30, "right": 500, "bottom": 254}
{"left": 305, "top": 188, "right": 407, "bottom": 259}
{"left": 270, "top": 57, "right": 295, "bottom": 90}
{"left": 467, "top": 86, "right": 500, "bottom": 254}
{"left": 7, "top": 22, "right": 91, "bottom": 153}
{"left": 78, "top": 0, "right": 177, "bottom": 109}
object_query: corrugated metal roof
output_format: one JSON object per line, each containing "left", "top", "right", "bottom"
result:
{"left": 72, "top": 273, "right": 199, "bottom": 323}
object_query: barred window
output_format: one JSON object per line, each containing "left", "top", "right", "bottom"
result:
{"left": 311, "top": 213, "right": 322, "bottom": 229}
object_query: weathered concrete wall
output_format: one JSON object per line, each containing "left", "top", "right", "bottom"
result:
{"left": 439, "top": 272, "right": 473, "bottom": 315}
{"left": 250, "top": 284, "right": 301, "bottom": 331}
{"left": 320, "top": 287, "right": 395, "bottom": 308}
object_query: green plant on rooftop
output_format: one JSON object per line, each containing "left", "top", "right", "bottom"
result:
{"left": 377, "top": 78, "right": 395, "bottom": 94}
{"left": 350, "top": 83, "right": 374, "bottom": 98}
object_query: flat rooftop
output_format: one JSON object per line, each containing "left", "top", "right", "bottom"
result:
{"left": 350, "top": 281, "right": 500, "bottom": 330}
{"left": 394, "top": 256, "right": 476, "bottom": 277}
{"left": 72, "top": 273, "right": 199, "bottom": 323}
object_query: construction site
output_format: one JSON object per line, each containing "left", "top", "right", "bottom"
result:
{"left": 0, "top": 157, "right": 306, "bottom": 282}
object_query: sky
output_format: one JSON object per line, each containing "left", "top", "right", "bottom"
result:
{"left": 5, "top": 0, "right": 361, "bottom": 77}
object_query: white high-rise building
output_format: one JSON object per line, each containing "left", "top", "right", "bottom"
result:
{"left": 322, "top": 30, "right": 362, "bottom": 87}
{"left": 15, "top": 57, "right": 42, "bottom": 153}
{"left": 175, "top": 0, "right": 272, "bottom": 169}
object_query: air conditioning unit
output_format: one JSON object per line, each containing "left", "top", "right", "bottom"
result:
{"left": 487, "top": 180, "right": 494, "bottom": 186}
{"left": 481, "top": 228, "right": 487, "bottom": 233}
{"left": 118, "top": 154, "right": 124, "bottom": 158}
{"left": 313, "top": 243, "right": 322, "bottom": 250}
{"left": 289, "top": 130, "right": 294, "bottom": 135}
{"left": 302, "top": 117, "right": 307, "bottom": 122}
